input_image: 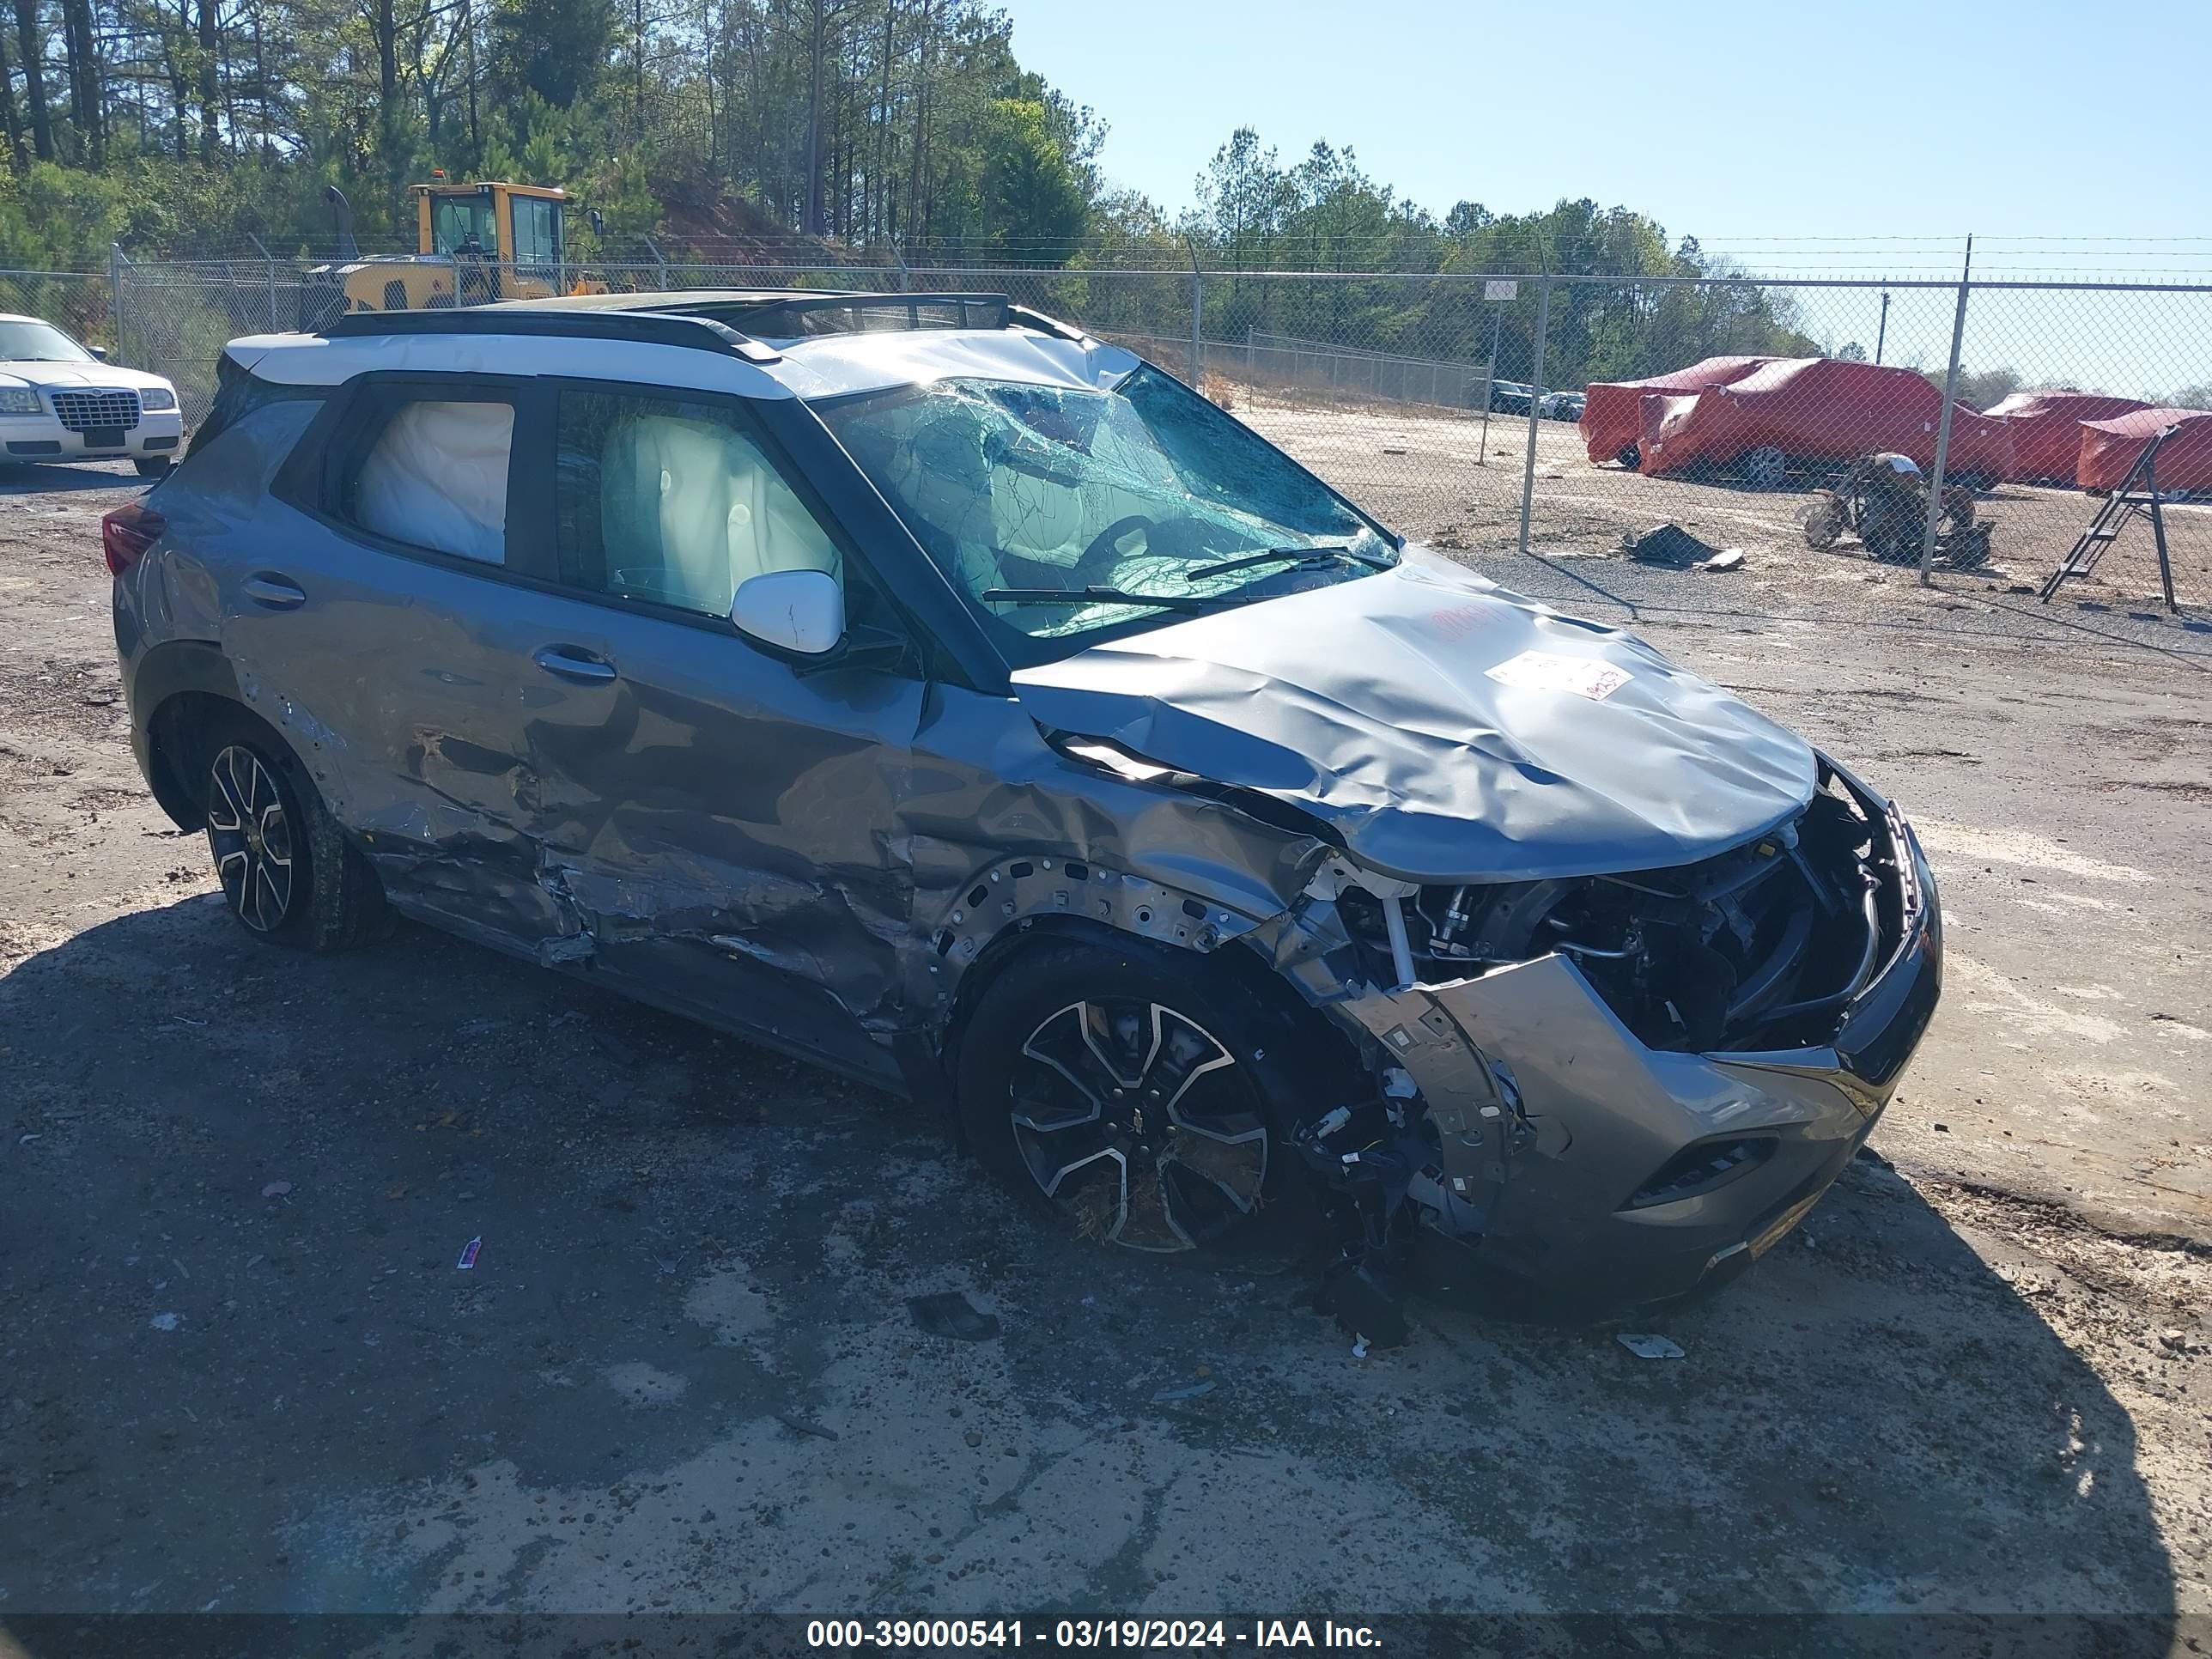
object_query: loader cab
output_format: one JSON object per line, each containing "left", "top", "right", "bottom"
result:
{"left": 414, "top": 180, "right": 567, "bottom": 287}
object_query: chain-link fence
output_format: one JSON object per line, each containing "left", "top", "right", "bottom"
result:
{"left": 0, "top": 268, "right": 115, "bottom": 353}
{"left": 76, "top": 250, "right": 2212, "bottom": 611}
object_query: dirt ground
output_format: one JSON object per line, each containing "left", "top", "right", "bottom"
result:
{"left": 3, "top": 451, "right": 2210, "bottom": 1651}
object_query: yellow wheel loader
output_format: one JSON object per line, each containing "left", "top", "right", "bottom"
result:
{"left": 297, "top": 179, "right": 617, "bottom": 329}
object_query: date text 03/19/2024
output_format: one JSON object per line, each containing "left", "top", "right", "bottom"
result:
{"left": 805, "top": 1621, "right": 1382, "bottom": 1650}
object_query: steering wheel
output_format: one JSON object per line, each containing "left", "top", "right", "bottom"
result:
{"left": 1074, "top": 514, "right": 1160, "bottom": 580}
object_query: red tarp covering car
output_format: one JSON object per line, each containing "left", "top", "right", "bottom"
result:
{"left": 1578, "top": 356, "right": 1772, "bottom": 465}
{"left": 1983, "top": 392, "right": 2153, "bottom": 484}
{"left": 1635, "top": 357, "right": 2015, "bottom": 486}
{"left": 2075, "top": 407, "right": 2212, "bottom": 494}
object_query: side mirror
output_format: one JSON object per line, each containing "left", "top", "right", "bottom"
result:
{"left": 731, "top": 568, "right": 844, "bottom": 657}
{"left": 88, "top": 344, "right": 108, "bottom": 362}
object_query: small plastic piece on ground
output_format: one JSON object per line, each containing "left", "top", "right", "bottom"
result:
{"left": 776, "top": 1410, "right": 840, "bottom": 1440}
{"left": 455, "top": 1236, "right": 482, "bottom": 1271}
{"left": 1151, "top": 1380, "right": 1217, "bottom": 1403}
{"left": 1316, "top": 1259, "right": 1410, "bottom": 1349}
{"left": 260, "top": 1181, "right": 292, "bottom": 1199}
{"left": 1351, "top": 1336, "right": 1371, "bottom": 1359}
{"left": 907, "top": 1291, "right": 1000, "bottom": 1341}
{"left": 149, "top": 1312, "right": 181, "bottom": 1332}
{"left": 1698, "top": 549, "right": 1747, "bottom": 572}
{"left": 1618, "top": 1332, "right": 1685, "bottom": 1359}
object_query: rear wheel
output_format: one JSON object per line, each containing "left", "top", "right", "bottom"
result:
{"left": 1861, "top": 501, "right": 1921, "bottom": 564}
{"left": 199, "top": 712, "right": 386, "bottom": 950}
{"left": 955, "top": 939, "right": 1340, "bottom": 1255}
{"left": 1737, "top": 446, "right": 1788, "bottom": 489}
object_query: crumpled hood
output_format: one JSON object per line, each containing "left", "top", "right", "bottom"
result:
{"left": 1010, "top": 552, "right": 1817, "bottom": 884}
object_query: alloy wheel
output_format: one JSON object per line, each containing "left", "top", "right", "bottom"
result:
{"left": 1008, "top": 1000, "right": 1268, "bottom": 1252}
{"left": 205, "top": 745, "right": 295, "bottom": 933}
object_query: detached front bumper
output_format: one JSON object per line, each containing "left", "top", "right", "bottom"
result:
{"left": 1347, "top": 780, "right": 1941, "bottom": 1316}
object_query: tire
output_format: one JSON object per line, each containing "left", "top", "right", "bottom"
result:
{"left": 954, "top": 939, "right": 1346, "bottom": 1256}
{"left": 1860, "top": 501, "right": 1920, "bottom": 565}
{"left": 198, "top": 711, "right": 387, "bottom": 951}
{"left": 1615, "top": 443, "right": 1640, "bottom": 470}
{"left": 1801, "top": 495, "right": 1846, "bottom": 550}
{"left": 134, "top": 458, "right": 173, "bottom": 479}
{"left": 1737, "top": 446, "right": 1788, "bottom": 490}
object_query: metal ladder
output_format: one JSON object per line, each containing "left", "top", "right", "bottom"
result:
{"left": 2039, "top": 424, "right": 2179, "bottom": 610}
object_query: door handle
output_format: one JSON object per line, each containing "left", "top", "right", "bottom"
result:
{"left": 242, "top": 574, "right": 306, "bottom": 610}
{"left": 532, "top": 645, "right": 617, "bottom": 684}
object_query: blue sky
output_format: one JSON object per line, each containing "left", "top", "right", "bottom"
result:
{"left": 1006, "top": 0, "right": 2209, "bottom": 278}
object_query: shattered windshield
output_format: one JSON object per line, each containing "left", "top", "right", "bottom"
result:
{"left": 814, "top": 365, "right": 1396, "bottom": 663}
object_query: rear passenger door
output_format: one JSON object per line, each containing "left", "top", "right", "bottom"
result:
{"left": 224, "top": 374, "right": 605, "bottom": 951}
{"left": 494, "top": 379, "right": 928, "bottom": 1085}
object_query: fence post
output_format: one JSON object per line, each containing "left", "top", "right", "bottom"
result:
{"left": 107, "top": 243, "right": 127, "bottom": 366}
{"left": 247, "top": 233, "right": 278, "bottom": 331}
{"left": 1516, "top": 275, "right": 1551, "bottom": 556}
{"left": 1920, "top": 237, "right": 1973, "bottom": 585}
{"left": 1182, "top": 236, "right": 1203, "bottom": 386}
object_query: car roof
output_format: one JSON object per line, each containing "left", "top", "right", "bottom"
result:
{"left": 227, "top": 291, "right": 1144, "bottom": 403}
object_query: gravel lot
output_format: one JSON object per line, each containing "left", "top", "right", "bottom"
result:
{"left": 1237, "top": 394, "right": 2212, "bottom": 614}
{"left": 2, "top": 448, "right": 2209, "bottom": 1651}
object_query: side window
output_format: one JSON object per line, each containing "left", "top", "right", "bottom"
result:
{"left": 518, "top": 198, "right": 562, "bottom": 269}
{"left": 555, "top": 389, "right": 842, "bottom": 619}
{"left": 337, "top": 396, "right": 514, "bottom": 565}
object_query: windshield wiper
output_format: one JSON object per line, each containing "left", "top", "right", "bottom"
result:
{"left": 980, "top": 586, "right": 1236, "bottom": 613}
{"left": 1182, "top": 542, "right": 1395, "bottom": 582}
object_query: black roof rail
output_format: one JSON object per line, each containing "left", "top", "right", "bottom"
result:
{"left": 1005, "top": 304, "right": 1087, "bottom": 343}
{"left": 319, "top": 307, "right": 783, "bottom": 364}
{"left": 671, "top": 291, "right": 1016, "bottom": 337}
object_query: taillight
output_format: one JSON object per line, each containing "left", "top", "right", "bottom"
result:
{"left": 101, "top": 502, "right": 165, "bottom": 576}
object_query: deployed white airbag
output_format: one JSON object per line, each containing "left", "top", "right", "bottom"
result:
{"left": 355, "top": 400, "right": 514, "bottom": 563}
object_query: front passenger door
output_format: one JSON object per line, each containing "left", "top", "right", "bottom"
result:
{"left": 506, "top": 381, "right": 927, "bottom": 1085}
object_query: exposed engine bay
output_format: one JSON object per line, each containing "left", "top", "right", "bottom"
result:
{"left": 1291, "top": 757, "right": 1923, "bottom": 1346}
{"left": 1331, "top": 764, "right": 1892, "bottom": 1055}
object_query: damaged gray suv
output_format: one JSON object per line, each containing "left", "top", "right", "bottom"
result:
{"left": 106, "top": 292, "right": 1940, "bottom": 1334}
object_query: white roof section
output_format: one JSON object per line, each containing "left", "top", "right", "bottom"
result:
{"left": 222, "top": 306, "right": 1139, "bottom": 404}
{"left": 223, "top": 330, "right": 797, "bottom": 401}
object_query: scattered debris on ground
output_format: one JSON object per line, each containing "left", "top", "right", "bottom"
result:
{"left": 1623, "top": 522, "right": 1723, "bottom": 568}
{"left": 907, "top": 1290, "right": 1001, "bottom": 1341}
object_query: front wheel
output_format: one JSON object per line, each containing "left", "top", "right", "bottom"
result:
{"left": 200, "top": 713, "right": 387, "bottom": 950}
{"left": 134, "top": 457, "right": 173, "bottom": 478}
{"left": 1801, "top": 493, "right": 1847, "bottom": 550}
{"left": 955, "top": 939, "right": 1341, "bottom": 1255}
{"left": 1614, "top": 443, "right": 1640, "bottom": 470}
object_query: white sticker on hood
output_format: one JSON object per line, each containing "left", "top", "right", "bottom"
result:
{"left": 1484, "top": 649, "right": 1631, "bottom": 702}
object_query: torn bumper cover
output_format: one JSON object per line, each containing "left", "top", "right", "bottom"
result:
{"left": 1332, "top": 763, "right": 1940, "bottom": 1313}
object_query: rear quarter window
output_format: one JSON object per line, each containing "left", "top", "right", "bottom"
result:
{"left": 186, "top": 353, "right": 323, "bottom": 459}
{"left": 157, "top": 398, "right": 326, "bottom": 504}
